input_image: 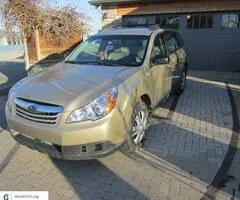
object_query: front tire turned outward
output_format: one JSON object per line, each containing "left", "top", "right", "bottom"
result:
{"left": 122, "top": 101, "right": 149, "bottom": 152}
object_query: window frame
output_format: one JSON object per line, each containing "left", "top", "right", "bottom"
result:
{"left": 187, "top": 14, "right": 214, "bottom": 29}
{"left": 221, "top": 13, "right": 240, "bottom": 29}
{"left": 122, "top": 14, "right": 180, "bottom": 29}
{"left": 123, "top": 15, "right": 155, "bottom": 26}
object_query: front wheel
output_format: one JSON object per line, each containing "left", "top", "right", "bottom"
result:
{"left": 122, "top": 101, "right": 149, "bottom": 152}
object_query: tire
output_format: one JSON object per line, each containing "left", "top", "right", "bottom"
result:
{"left": 121, "top": 101, "right": 149, "bottom": 152}
{"left": 173, "top": 71, "right": 187, "bottom": 95}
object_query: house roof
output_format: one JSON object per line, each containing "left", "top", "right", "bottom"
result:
{"left": 89, "top": 0, "right": 174, "bottom": 6}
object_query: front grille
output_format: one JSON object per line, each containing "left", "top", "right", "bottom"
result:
{"left": 14, "top": 98, "right": 63, "bottom": 126}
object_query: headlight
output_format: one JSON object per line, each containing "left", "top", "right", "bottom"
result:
{"left": 7, "top": 78, "right": 27, "bottom": 114}
{"left": 8, "top": 87, "right": 16, "bottom": 101}
{"left": 66, "top": 87, "right": 118, "bottom": 123}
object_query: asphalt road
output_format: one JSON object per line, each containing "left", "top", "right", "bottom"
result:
{"left": 0, "top": 45, "right": 26, "bottom": 91}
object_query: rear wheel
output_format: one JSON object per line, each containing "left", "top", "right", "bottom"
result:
{"left": 122, "top": 101, "right": 149, "bottom": 152}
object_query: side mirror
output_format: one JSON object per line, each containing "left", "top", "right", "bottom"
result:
{"left": 151, "top": 54, "right": 170, "bottom": 65}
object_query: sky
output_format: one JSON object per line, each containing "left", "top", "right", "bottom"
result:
{"left": 54, "top": 0, "right": 101, "bottom": 34}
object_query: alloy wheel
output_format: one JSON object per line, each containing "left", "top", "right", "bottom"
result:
{"left": 132, "top": 110, "right": 148, "bottom": 144}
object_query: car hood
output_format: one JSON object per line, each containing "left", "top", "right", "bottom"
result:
{"left": 15, "top": 63, "right": 139, "bottom": 111}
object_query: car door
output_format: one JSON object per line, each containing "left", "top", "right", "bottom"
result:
{"left": 148, "top": 33, "right": 172, "bottom": 106}
{"left": 162, "top": 31, "right": 180, "bottom": 89}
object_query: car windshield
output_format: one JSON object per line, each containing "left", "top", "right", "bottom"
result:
{"left": 66, "top": 35, "right": 150, "bottom": 67}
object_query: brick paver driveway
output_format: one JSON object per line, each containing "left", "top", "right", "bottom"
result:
{"left": 0, "top": 74, "right": 239, "bottom": 200}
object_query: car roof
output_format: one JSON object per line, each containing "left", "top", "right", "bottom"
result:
{"left": 96, "top": 27, "right": 165, "bottom": 36}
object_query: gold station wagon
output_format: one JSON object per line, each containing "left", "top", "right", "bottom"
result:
{"left": 6, "top": 27, "right": 187, "bottom": 160}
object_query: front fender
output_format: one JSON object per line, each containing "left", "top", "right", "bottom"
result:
{"left": 115, "top": 69, "right": 150, "bottom": 132}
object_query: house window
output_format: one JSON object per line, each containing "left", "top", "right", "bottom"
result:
{"left": 123, "top": 15, "right": 155, "bottom": 26}
{"left": 187, "top": 14, "right": 213, "bottom": 28}
{"left": 222, "top": 14, "right": 240, "bottom": 28}
{"left": 123, "top": 15, "right": 179, "bottom": 28}
{"left": 156, "top": 15, "right": 180, "bottom": 29}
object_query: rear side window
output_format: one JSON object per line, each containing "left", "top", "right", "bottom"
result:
{"left": 162, "top": 32, "right": 179, "bottom": 54}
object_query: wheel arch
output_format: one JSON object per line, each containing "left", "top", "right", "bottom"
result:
{"left": 140, "top": 94, "right": 152, "bottom": 110}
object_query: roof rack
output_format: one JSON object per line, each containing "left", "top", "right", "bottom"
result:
{"left": 99, "top": 24, "right": 162, "bottom": 33}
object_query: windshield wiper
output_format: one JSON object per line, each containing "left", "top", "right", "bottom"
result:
{"left": 105, "top": 63, "right": 134, "bottom": 67}
{"left": 103, "top": 62, "right": 121, "bottom": 66}
{"left": 65, "top": 60, "right": 131, "bottom": 67}
{"left": 65, "top": 60, "right": 105, "bottom": 65}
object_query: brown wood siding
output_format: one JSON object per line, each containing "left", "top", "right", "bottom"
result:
{"left": 115, "top": 1, "right": 240, "bottom": 16}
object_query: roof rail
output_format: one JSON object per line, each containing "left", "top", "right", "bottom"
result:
{"left": 99, "top": 24, "right": 162, "bottom": 33}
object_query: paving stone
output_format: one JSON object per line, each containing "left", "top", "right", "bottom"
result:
{"left": 0, "top": 75, "right": 237, "bottom": 200}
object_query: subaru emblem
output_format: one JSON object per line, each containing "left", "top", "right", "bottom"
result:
{"left": 28, "top": 105, "right": 37, "bottom": 113}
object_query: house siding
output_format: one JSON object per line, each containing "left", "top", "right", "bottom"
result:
{"left": 100, "top": 1, "right": 240, "bottom": 71}
{"left": 101, "top": 0, "right": 240, "bottom": 26}
{"left": 178, "top": 13, "right": 240, "bottom": 71}
{"left": 116, "top": 1, "right": 240, "bottom": 16}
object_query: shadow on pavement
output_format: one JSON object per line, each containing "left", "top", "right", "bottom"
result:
{"left": 0, "top": 95, "right": 8, "bottom": 131}
{"left": 188, "top": 70, "right": 240, "bottom": 86}
{"left": 51, "top": 157, "right": 147, "bottom": 200}
{"left": 0, "top": 60, "right": 26, "bottom": 92}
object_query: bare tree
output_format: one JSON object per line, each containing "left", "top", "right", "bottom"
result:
{"left": 0, "top": 0, "right": 89, "bottom": 44}
{"left": 0, "top": 0, "right": 45, "bottom": 37}
{"left": 42, "top": 6, "right": 89, "bottom": 45}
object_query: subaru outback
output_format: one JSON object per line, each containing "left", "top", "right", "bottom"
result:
{"left": 5, "top": 27, "right": 188, "bottom": 160}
